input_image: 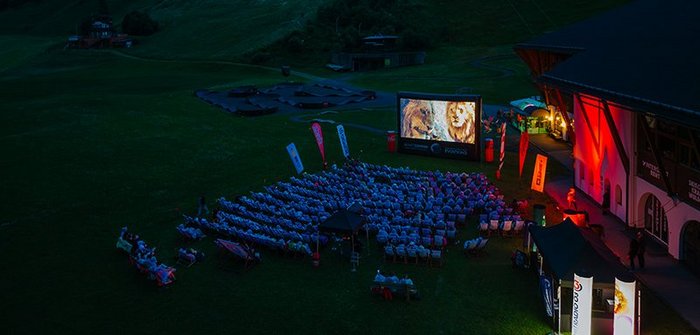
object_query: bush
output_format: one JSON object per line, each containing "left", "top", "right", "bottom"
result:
{"left": 122, "top": 10, "right": 159, "bottom": 36}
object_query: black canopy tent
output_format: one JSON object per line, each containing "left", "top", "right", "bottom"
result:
{"left": 318, "top": 209, "right": 369, "bottom": 256}
{"left": 529, "top": 218, "right": 632, "bottom": 287}
{"left": 529, "top": 218, "right": 635, "bottom": 333}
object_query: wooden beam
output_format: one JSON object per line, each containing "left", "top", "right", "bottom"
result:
{"left": 600, "top": 99, "right": 630, "bottom": 175}
{"left": 687, "top": 129, "right": 700, "bottom": 166}
{"left": 575, "top": 94, "right": 601, "bottom": 157}
{"left": 554, "top": 88, "right": 575, "bottom": 146}
{"left": 639, "top": 114, "right": 675, "bottom": 195}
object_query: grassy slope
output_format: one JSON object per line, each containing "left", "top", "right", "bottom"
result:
{"left": 2, "top": 0, "right": 697, "bottom": 334}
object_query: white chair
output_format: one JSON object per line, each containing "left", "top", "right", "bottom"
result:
{"left": 514, "top": 220, "right": 526, "bottom": 235}
{"left": 501, "top": 220, "right": 513, "bottom": 237}
{"left": 430, "top": 249, "right": 443, "bottom": 267}
{"left": 384, "top": 245, "right": 396, "bottom": 263}
{"left": 489, "top": 219, "right": 500, "bottom": 237}
{"left": 479, "top": 222, "right": 489, "bottom": 237}
{"left": 396, "top": 244, "right": 407, "bottom": 264}
{"left": 473, "top": 238, "right": 489, "bottom": 256}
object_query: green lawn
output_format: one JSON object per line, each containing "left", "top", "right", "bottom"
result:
{"left": 2, "top": 0, "right": 697, "bottom": 333}
{"left": 0, "top": 48, "right": 697, "bottom": 334}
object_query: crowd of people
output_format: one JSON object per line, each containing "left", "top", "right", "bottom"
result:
{"left": 117, "top": 227, "right": 176, "bottom": 286}
{"left": 183, "top": 161, "right": 514, "bottom": 262}
{"left": 372, "top": 270, "right": 418, "bottom": 301}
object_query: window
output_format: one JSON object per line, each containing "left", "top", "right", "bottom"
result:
{"left": 616, "top": 185, "right": 622, "bottom": 206}
{"left": 658, "top": 135, "right": 676, "bottom": 160}
{"left": 589, "top": 168, "right": 595, "bottom": 186}
{"left": 580, "top": 162, "right": 585, "bottom": 182}
{"left": 645, "top": 195, "right": 669, "bottom": 245}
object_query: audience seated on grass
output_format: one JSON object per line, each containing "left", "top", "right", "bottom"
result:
{"left": 177, "top": 224, "right": 206, "bottom": 240}
{"left": 178, "top": 248, "right": 205, "bottom": 267}
{"left": 182, "top": 160, "right": 517, "bottom": 265}
{"left": 371, "top": 270, "right": 419, "bottom": 301}
{"left": 116, "top": 227, "right": 176, "bottom": 286}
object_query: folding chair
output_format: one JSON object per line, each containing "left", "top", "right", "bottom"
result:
{"left": 430, "top": 250, "right": 443, "bottom": 267}
{"left": 479, "top": 222, "right": 489, "bottom": 237}
{"left": 488, "top": 219, "right": 500, "bottom": 237}
{"left": 384, "top": 245, "right": 396, "bottom": 263}
{"left": 514, "top": 220, "right": 526, "bottom": 236}
{"left": 501, "top": 220, "right": 513, "bottom": 237}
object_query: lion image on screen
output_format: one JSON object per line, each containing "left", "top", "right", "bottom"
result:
{"left": 401, "top": 99, "right": 436, "bottom": 140}
{"left": 446, "top": 101, "right": 476, "bottom": 144}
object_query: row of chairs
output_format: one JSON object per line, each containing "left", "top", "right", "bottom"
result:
{"left": 479, "top": 219, "right": 526, "bottom": 237}
{"left": 463, "top": 237, "right": 489, "bottom": 256}
{"left": 384, "top": 244, "right": 444, "bottom": 267}
{"left": 377, "top": 231, "right": 449, "bottom": 248}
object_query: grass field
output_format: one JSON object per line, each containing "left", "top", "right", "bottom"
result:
{"left": 2, "top": 0, "right": 698, "bottom": 334}
{"left": 1, "top": 49, "right": 697, "bottom": 334}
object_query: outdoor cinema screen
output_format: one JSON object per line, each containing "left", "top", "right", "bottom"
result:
{"left": 397, "top": 92, "right": 481, "bottom": 160}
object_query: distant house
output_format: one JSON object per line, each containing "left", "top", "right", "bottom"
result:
{"left": 66, "top": 15, "right": 132, "bottom": 49}
{"left": 329, "top": 35, "right": 425, "bottom": 72}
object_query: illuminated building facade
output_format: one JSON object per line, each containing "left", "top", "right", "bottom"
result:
{"left": 515, "top": 0, "right": 700, "bottom": 275}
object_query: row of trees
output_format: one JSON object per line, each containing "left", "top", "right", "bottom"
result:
{"left": 263, "top": 0, "right": 445, "bottom": 59}
{"left": 0, "top": 0, "right": 41, "bottom": 11}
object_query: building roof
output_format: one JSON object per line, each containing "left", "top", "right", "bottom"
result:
{"left": 516, "top": 0, "right": 700, "bottom": 123}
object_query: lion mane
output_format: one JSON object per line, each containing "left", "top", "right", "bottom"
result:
{"left": 401, "top": 100, "right": 435, "bottom": 139}
{"left": 446, "top": 101, "right": 475, "bottom": 143}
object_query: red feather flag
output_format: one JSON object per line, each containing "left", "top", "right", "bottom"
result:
{"left": 519, "top": 130, "right": 529, "bottom": 178}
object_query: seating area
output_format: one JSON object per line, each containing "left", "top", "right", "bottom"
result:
{"left": 177, "top": 224, "right": 206, "bottom": 241}
{"left": 177, "top": 248, "right": 205, "bottom": 267}
{"left": 462, "top": 237, "right": 489, "bottom": 256}
{"left": 478, "top": 213, "right": 526, "bottom": 238}
{"left": 183, "top": 160, "right": 517, "bottom": 265}
{"left": 116, "top": 227, "right": 176, "bottom": 287}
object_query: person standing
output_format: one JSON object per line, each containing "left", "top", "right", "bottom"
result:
{"left": 636, "top": 231, "right": 646, "bottom": 269}
{"left": 567, "top": 187, "right": 577, "bottom": 210}
{"left": 628, "top": 232, "right": 639, "bottom": 270}
{"left": 197, "top": 195, "right": 209, "bottom": 217}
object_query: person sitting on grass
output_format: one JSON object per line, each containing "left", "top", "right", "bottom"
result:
{"left": 374, "top": 270, "right": 386, "bottom": 283}
{"left": 388, "top": 273, "right": 400, "bottom": 284}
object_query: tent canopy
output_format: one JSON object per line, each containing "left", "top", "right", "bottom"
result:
{"left": 319, "top": 210, "right": 364, "bottom": 234}
{"left": 529, "top": 218, "right": 632, "bottom": 284}
{"left": 510, "top": 98, "right": 547, "bottom": 113}
{"left": 530, "top": 108, "right": 550, "bottom": 118}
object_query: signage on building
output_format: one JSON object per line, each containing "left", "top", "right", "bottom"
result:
{"left": 637, "top": 154, "right": 700, "bottom": 211}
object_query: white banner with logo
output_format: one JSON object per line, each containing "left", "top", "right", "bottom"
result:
{"left": 286, "top": 142, "right": 304, "bottom": 174}
{"left": 614, "top": 278, "right": 637, "bottom": 335}
{"left": 337, "top": 124, "right": 350, "bottom": 158}
{"left": 572, "top": 273, "right": 593, "bottom": 335}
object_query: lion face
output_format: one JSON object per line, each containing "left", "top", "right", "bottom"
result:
{"left": 402, "top": 100, "right": 435, "bottom": 139}
{"left": 448, "top": 102, "right": 470, "bottom": 127}
{"left": 446, "top": 101, "right": 475, "bottom": 143}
